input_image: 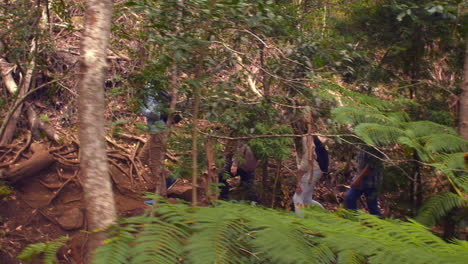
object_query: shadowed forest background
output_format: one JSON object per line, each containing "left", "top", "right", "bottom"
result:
{"left": 0, "top": 0, "right": 467, "bottom": 263}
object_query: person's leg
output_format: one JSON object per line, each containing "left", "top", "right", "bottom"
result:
{"left": 218, "top": 160, "right": 233, "bottom": 199}
{"left": 238, "top": 169, "right": 257, "bottom": 201}
{"left": 165, "top": 177, "right": 177, "bottom": 189}
{"left": 218, "top": 171, "right": 231, "bottom": 199}
{"left": 344, "top": 188, "right": 362, "bottom": 210}
{"left": 363, "top": 188, "right": 381, "bottom": 216}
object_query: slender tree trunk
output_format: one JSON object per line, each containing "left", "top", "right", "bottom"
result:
{"left": 459, "top": 41, "right": 468, "bottom": 139}
{"left": 191, "top": 83, "right": 200, "bottom": 206}
{"left": 205, "top": 137, "right": 217, "bottom": 201}
{"left": 78, "top": 0, "right": 116, "bottom": 262}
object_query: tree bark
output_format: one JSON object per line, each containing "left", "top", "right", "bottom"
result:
{"left": 78, "top": 0, "right": 116, "bottom": 262}
{"left": 205, "top": 137, "right": 217, "bottom": 201}
{"left": 191, "top": 82, "right": 200, "bottom": 206}
{"left": 459, "top": 41, "right": 468, "bottom": 140}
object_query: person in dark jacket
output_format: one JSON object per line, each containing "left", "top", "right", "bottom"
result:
{"left": 344, "top": 146, "right": 384, "bottom": 216}
{"left": 218, "top": 142, "right": 259, "bottom": 202}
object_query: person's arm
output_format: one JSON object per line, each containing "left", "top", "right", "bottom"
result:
{"left": 350, "top": 165, "right": 370, "bottom": 189}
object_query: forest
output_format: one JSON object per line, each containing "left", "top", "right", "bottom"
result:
{"left": 0, "top": 0, "right": 467, "bottom": 263}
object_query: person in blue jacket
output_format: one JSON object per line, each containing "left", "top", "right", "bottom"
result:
{"left": 141, "top": 85, "right": 179, "bottom": 193}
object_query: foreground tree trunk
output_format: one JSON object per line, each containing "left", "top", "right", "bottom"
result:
{"left": 460, "top": 41, "right": 468, "bottom": 139}
{"left": 78, "top": 0, "right": 116, "bottom": 262}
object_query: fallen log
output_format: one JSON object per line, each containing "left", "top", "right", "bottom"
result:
{"left": 0, "top": 142, "right": 55, "bottom": 184}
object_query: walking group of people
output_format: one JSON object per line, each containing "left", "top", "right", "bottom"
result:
{"left": 217, "top": 138, "right": 384, "bottom": 217}
{"left": 141, "top": 87, "right": 384, "bottom": 216}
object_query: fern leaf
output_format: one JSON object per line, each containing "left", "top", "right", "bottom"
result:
{"left": 17, "top": 236, "right": 68, "bottom": 264}
{"left": 184, "top": 206, "right": 249, "bottom": 264}
{"left": 404, "top": 121, "right": 457, "bottom": 138}
{"left": 354, "top": 123, "right": 406, "bottom": 146}
{"left": 332, "top": 106, "right": 395, "bottom": 126}
{"left": 422, "top": 134, "right": 468, "bottom": 153}
{"left": 94, "top": 227, "right": 134, "bottom": 264}
{"left": 416, "top": 192, "right": 468, "bottom": 227}
{"left": 336, "top": 249, "right": 365, "bottom": 264}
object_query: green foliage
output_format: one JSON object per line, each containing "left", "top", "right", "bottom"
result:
{"left": 94, "top": 196, "right": 468, "bottom": 264}
{"left": 248, "top": 124, "right": 293, "bottom": 161}
{"left": 0, "top": 182, "right": 12, "bottom": 200}
{"left": 354, "top": 123, "right": 406, "bottom": 146}
{"left": 416, "top": 192, "right": 468, "bottom": 227}
{"left": 332, "top": 100, "right": 467, "bottom": 227}
{"left": 17, "top": 236, "right": 69, "bottom": 264}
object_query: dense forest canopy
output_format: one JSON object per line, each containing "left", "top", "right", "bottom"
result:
{"left": 0, "top": 0, "right": 467, "bottom": 263}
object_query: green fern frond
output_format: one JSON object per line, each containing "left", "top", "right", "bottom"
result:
{"left": 434, "top": 152, "right": 467, "bottom": 170}
{"left": 432, "top": 163, "right": 468, "bottom": 193}
{"left": 130, "top": 217, "right": 189, "bottom": 264}
{"left": 17, "top": 236, "right": 68, "bottom": 264}
{"left": 396, "top": 136, "right": 429, "bottom": 161}
{"left": 321, "top": 82, "right": 396, "bottom": 110}
{"left": 95, "top": 199, "right": 468, "bottom": 264}
{"left": 94, "top": 227, "right": 134, "bottom": 264}
{"left": 354, "top": 123, "right": 406, "bottom": 146}
{"left": 332, "top": 106, "right": 395, "bottom": 126}
{"left": 404, "top": 121, "right": 457, "bottom": 138}
{"left": 415, "top": 192, "right": 468, "bottom": 227}
{"left": 185, "top": 206, "right": 250, "bottom": 264}
{"left": 336, "top": 249, "right": 365, "bottom": 264}
{"left": 422, "top": 134, "right": 468, "bottom": 153}
{"left": 387, "top": 111, "right": 411, "bottom": 123}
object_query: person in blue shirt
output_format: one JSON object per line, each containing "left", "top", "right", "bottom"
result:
{"left": 344, "top": 146, "right": 384, "bottom": 216}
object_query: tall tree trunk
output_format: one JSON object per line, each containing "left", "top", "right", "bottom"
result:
{"left": 191, "top": 83, "right": 200, "bottom": 206}
{"left": 459, "top": 41, "right": 468, "bottom": 139}
{"left": 78, "top": 0, "right": 116, "bottom": 262}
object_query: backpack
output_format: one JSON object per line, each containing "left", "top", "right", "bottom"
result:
{"left": 313, "top": 136, "right": 329, "bottom": 173}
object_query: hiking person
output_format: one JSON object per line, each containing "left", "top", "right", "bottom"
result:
{"left": 140, "top": 86, "right": 180, "bottom": 191}
{"left": 293, "top": 135, "right": 329, "bottom": 214}
{"left": 218, "top": 142, "right": 259, "bottom": 201}
{"left": 141, "top": 87, "right": 172, "bottom": 134}
{"left": 344, "top": 146, "right": 384, "bottom": 216}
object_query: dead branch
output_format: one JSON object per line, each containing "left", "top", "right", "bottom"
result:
{"left": 26, "top": 105, "right": 61, "bottom": 142}
{"left": 1, "top": 143, "right": 55, "bottom": 184}
{"left": 118, "top": 133, "right": 147, "bottom": 144}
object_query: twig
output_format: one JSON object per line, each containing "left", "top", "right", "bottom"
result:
{"left": 106, "top": 136, "right": 131, "bottom": 154}
{"left": 118, "top": 133, "right": 147, "bottom": 144}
